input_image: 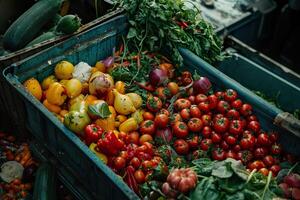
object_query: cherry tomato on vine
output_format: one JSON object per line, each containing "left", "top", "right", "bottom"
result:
{"left": 217, "top": 100, "right": 231, "bottom": 113}
{"left": 187, "top": 118, "right": 203, "bottom": 132}
{"left": 224, "top": 89, "right": 238, "bottom": 102}
{"left": 213, "top": 117, "right": 230, "bottom": 133}
{"left": 231, "top": 99, "right": 243, "bottom": 110}
{"left": 172, "top": 121, "right": 188, "bottom": 138}
{"left": 229, "top": 120, "right": 243, "bottom": 135}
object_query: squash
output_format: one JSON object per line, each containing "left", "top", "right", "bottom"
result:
{"left": 56, "top": 15, "right": 81, "bottom": 34}
{"left": 26, "top": 32, "right": 57, "bottom": 47}
{"left": 3, "top": 0, "right": 62, "bottom": 51}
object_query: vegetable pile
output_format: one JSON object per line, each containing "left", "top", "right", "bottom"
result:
{"left": 0, "top": 132, "right": 38, "bottom": 200}
{"left": 22, "top": 48, "right": 299, "bottom": 199}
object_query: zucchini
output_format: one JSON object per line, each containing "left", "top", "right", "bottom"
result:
{"left": 26, "top": 32, "right": 57, "bottom": 47}
{"left": 33, "top": 163, "right": 57, "bottom": 200}
{"left": 3, "top": 0, "right": 62, "bottom": 51}
{"left": 56, "top": 15, "right": 81, "bottom": 34}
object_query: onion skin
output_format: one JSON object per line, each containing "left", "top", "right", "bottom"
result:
{"left": 149, "top": 69, "right": 168, "bottom": 86}
{"left": 155, "top": 128, "right": 173, "bottom": 144}
{"left": 284, "top": 173, "right": 300, "bottom": 188}
{"left": 193, "top": 77, "right": 212, "bottom": 95}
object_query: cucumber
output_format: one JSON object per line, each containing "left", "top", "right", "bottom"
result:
{"left": 3, "top": 0, "right": 62, "bottom": 51}
{"left": 33, "top": 163, "right": 57, "bottom": 200}
{"left": 56, "top": 15, "right": 81, "bottom": 34}
{"left": 26, "top": 32, "right": 57, "bottom": 47}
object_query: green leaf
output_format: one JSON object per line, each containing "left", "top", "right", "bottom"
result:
{"left": 127, "top": 27, "right": 137, "bottom": 39}
{"left": 212, "top": 164, "right": 233, "bottom": 179}
{"left": 88, "top": 102, "right": 111, "bottom": 119}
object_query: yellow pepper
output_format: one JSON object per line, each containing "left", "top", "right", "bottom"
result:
{"left": 115, "top": 81, "right": 126, "bottom": 94}
{"left": 89, "top": 143, "right": 108, "bottom": 164}
{"left": 119, "top": 117, "right": 138, "bottom": 133}
{"left": 46, "top": 82, "right": 67, "bottom": 106}
{"left": 43, "top": 99, "right": 61, "bottom": 114}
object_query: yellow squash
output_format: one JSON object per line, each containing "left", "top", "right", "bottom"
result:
{"left": 46, "top": 82, "right": 67, "bottom": 106}
{"left": 113, "top": 89, "right": 136, "bottom": 115}
{"left": 119, "top": 117, "right": 138, "bottom": 133}
{"left": 23, "top": 78, "right": 43, "bottom": 101}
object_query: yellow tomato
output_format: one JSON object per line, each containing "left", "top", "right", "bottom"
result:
{"left": 46, "top": 82, "right": 67, "bottom": 106}
{"left": 23, "top": 78, "right": 43, "bottom": 101}
{"left": 115, "top": 81, "right": 126, "bottom": 94}
{"left": 55, "top": 60, "right": 74, "bottom": 80}
{"left": 41, "top": 75, "right": 57, "bottom": 90}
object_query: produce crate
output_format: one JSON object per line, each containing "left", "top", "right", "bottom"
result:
{"left": 0, "top": 7, "right": 124, "bottom": 137}
{"left": 4, "top": 14, "right": 138, "bottom": 200}
{"left": 179, "top": 48, "right": 300, "bottom": 156}
{"left": 3, "top": 13, "right": 300, "bottom": 200}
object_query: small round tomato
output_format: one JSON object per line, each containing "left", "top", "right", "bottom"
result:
{"left": 217, "top": 100, "right": 231, "bottom": 114}
{"left": 130, "top": 157, "right": 141, "bottom": 169}
{"left": 226, "top": 150, "right": 237, "bottom": 159}
{"left": 127, "top": 132, "right": 140, "bottom": 145}
{"left": 195, "top": 94, "right": 208, "bottom": 104}
{"left": 170, "top": 113, "right": 182, "bottom": 125}
{"left": 187, "top": 135, "right": 200, "bottom": 149}
{"left": 156, "top": 87, "right": 169, "bottom": 100}
{"left": 215, "top": 91, "right": 224, "bottom": 100}
{"left": 225, "top": 135, "right": 237, "bottom": 145}
{"left": 248, "top": 160, "right": 266, "bottom": 170}
{"left": 202, "top": 126, "right": 212, "bottom": 138}
{"left": 213, "top": 114, "right": 224, "bottom": 121}
{"left": 200, "top": 138, "right": 212, "bottom": 151}
{"left": 257, "top": 133, "right": 270, "bottom": 146}
{"left": 134, "top": 169, "right": 146, "bottom": 184}
{"left": 211, "top": 132, "right": 222, "bottom": 144}
{"left": 271, "top": 143, "right": 282, "bottom": 155}
{"left": 236, "top": 150, "right": 253, "bottom": 164}
{"left": 140, "top": 120, "right": 156, "bottom": 135}
{"left": 248, "top": 121, "right": 261, "bottom": 133}
{"left": 172, "top": 121, "right": 188, "bottom": 138}
{"left": 247, "top": 115, "right": 258, "bottom": 122}
{"left": 231, "top": 99, "right": 243, "bottom": 110}
{"left": 142, "top": 160, "right": 154, "bottom": 171}
{"left": 213, "top": 117, "right": 230, "bottom": 133}
{"left": 263, "top": 155, "right": 274, "bottom": 167}
{"left": 174, "top": 98, "right": 191, "bottom": 111}
{"left": 269, "top": 131, "right": 279, "bottom": 143}
{"left": 254, "top": 147, "right": 268, "bottom": 159}
{"left": 198, "top": 101, "right": 210, "bottom": 113}
{"left": 258, "top": 168, "right": 269, "bottom": 176}
{"left": 269, "top": 165, "right": 281, "bottom": 176}
{"left": 174, "top": 139, "right": 189, "bottom": 155}
{"left": 233, "top": 144, "right": 241, "bottom": 152}
{"left": 154, "top": 114, "right": 169, "bottom": 128}
{"left": 212, "top": 148, "right": 226, "bottom": 161}
{"left": 139, "top": 134, "right": 153, "bottom": 145}
{"left": 224, "top": 89, "right": 238, "bottom": 102}
{"left": 226, "top": 109, "right": 240, "bottom": 120}
{"left": 158, "top": 109, "right": 170, "bottom": 116}
{"left": 119, "top": 151, "right": 129, "bottom": 160}
{"left": 229, "top": 120, "right": 243, "bottom": 135}
{"left": 240, "top": 104, "right": 252, "bottom": 116}
{"left": 201, "top": 114, "right": 212, "bottom": 126}
{"left": 221, "top": 141, "right": 229, "bottom": 150}
{"left": 167, "top": 82, "right": 179, "bottom": 95}
{"left": 208, "top": 94, "right": 218, "bottom": 109}
{"left": 190, "top": 105, "right": 201, "bottom": 118}
{"left": 114, "top": 156, "right": 126, "bottom": 170}
{"left": 180, "top": 108, "right": 191, "bottom": 120}
{"left": 143, "top": 112, "right": 155, "bottom": 120}
{"left": 147, "top": 96, "right": 163, "bottom": 112}
{"left": 187, "top": 118, "right": 203, "bottom": 132}
{"left": 240, "top": 138, "right": 251, "bottom": 150}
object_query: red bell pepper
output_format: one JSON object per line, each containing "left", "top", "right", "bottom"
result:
{"left": 97, "top": 131, "right": 125, "bottom": 156}
{"left": 85, "top": 124, "right": 103, "bottom": 145}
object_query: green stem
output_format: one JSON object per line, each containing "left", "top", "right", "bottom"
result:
{"left": 288, "top": 162, "right": 299, "bottom": 175}
{"left": 246, "top": 169, "right": 257, "bottom": 184}
{"left": 261, "top": 171, "right": 272, "bottom": 200}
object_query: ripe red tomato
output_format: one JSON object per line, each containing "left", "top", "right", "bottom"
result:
{"left": 247, "top": 115, "right": 258, "bottom": 122}
{"left": 140, "top": 120, "right": 156, "bottom": 135}
{"left": 187, "top": 118, "right": 203, "bottom": 132}
{"left": 248, "top": 121, "right": 261, "bottom": 133}
{"left": 240, "top": 104, "right": 252, "bottom": 116}
{"left": 213, "top": 117, "right": 230, "bottom": 133}
{"left": 188, "top": 96, "right": 195, "bottom": 104}
{"left": 119, "top": 151, "right": 129, "bottom": 160}
{"left": 229, "top": 120, "right": 243, "bottom": 135}
{"left": 215, "top": 91, "right": 224, "bottom": 100}
{"left": 224, "top": 89, "right": 238, "bottom": 102}
{"left": 271, "top": 143, "right": 282, "bottom": 155}
{"left": 130, "top": 157, "right": 141, "bottom": 169}
{"left": 190, "top": 105, "right": 201, "bottom": 118}
{"left": 259, "top": 168, "right": 269, "bottom": 176}
{"left": 213, "top": 114, "right": 224, "bottom": 121}
{"left": 201, "top": 114, "right": 212, "bottom": 126}
{"left": 127, "top": 132, "right": 140, "bottom": 145}
{"left": 233, "top": 144, "right": 241, "bottom": 153}
{"left": 263, "top": 155, "right": 274, "bottom": 167}
{"left": 248, "top": 160, "right": 266, "bottom": 170}
{"left": 143, "top": 112, "right": 155, "bottom": 120}
{"left": 139, "top": 134, "right": 153, "bottom": 145}
{"left": 226, "top": 150, "right": 237, "bottom": 159}
{"left": 212, "top": 148, "right": 226, "bottom": 161}
{"left": 195, "top": 94, "right": 208, "bottom": 104}
{"left": 154, "top": 114, "right": 169, "bottom": 128}
{"left": 200, "top": 138, "right": 212, "bottom": 151}
{"left": 187, "top": 135, "right": 200, "bottom": 149}
{"left": 236, "top": 150, "right": 253, "bottom": 164}
{"left": 226, "top": 109, "right": 240, "bottom": 120}
{"left": 174, "top": 139, "right": 189, "bottom": 155}
{"left": 134, "top": 169, "right": 146, "bottom": 184}
{"left": 225, "top": 135, "right": 237, "bottom": 145}
{"left": 172, "top": 121, "right": 188, "bottom": 138}
{"left": 231, "top": 99, "right": 243, "bottom": 110}
{"left": 221, "top": 141, "right": 230, "bottom": 150}
{"left": 269, "top": 165, "right": 281, "bottom": 176}
{"left": 170, "top": 113, "right": 182, "bottom": 126}
{"left": 217, "top": 100, "right": 231, "bottom": 114}
{"left": 198, "top": 101, "right": 210, "bottom": 113}
{"left": 158, "top": 109, "right": 170, "bottom": 116}
{"left": 257, "top": 133, "right": 270, "bottom": 146}
{"left": 180, "top": 108, "right": 191, "bottom": 120}
{"left": 269, "top": 131, "right": 279, "bottom": 143}
{"left": 207, "top": 94, "right": 218, "bottom": 109}
{"left": 114, "top": 156, "right": 126, "bottom": 170}
{"left": 147, "top": 96, "right": 163, "bottom": 113}
{"left": 240, "top": 135, "right": 255, "bottom": 150}
{"left": 254, "top": 147, "right": 268, "bottom": 159}
{"left": 142, "top": 160, "right": 154, "bottom": 171}
{"left": 202, "top": 126, "right": 212, "bottom": 138}
{"left": 174, "top": 98, "right": 191, "bottom": 111}
{"left": 211, "top": 132, "right": 222, "bottom": 144}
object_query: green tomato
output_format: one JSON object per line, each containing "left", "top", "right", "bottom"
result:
{"left": 64, "top": 111, "right": 91, "bottom": 136}
{"left": 69, "top": 101, "right": 87, "bottom": 112}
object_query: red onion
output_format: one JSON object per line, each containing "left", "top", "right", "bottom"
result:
{"left": 149, "top": 69, "right": 168, "bottom": 86}
{"left": 155, "top": 128, "right": 173, "bottom": 144}
{"left": 193, "top": 76, "right": 212, "bottom": 94}
{"left": 103, "top": 56, "right": 114, "bottom": 69}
